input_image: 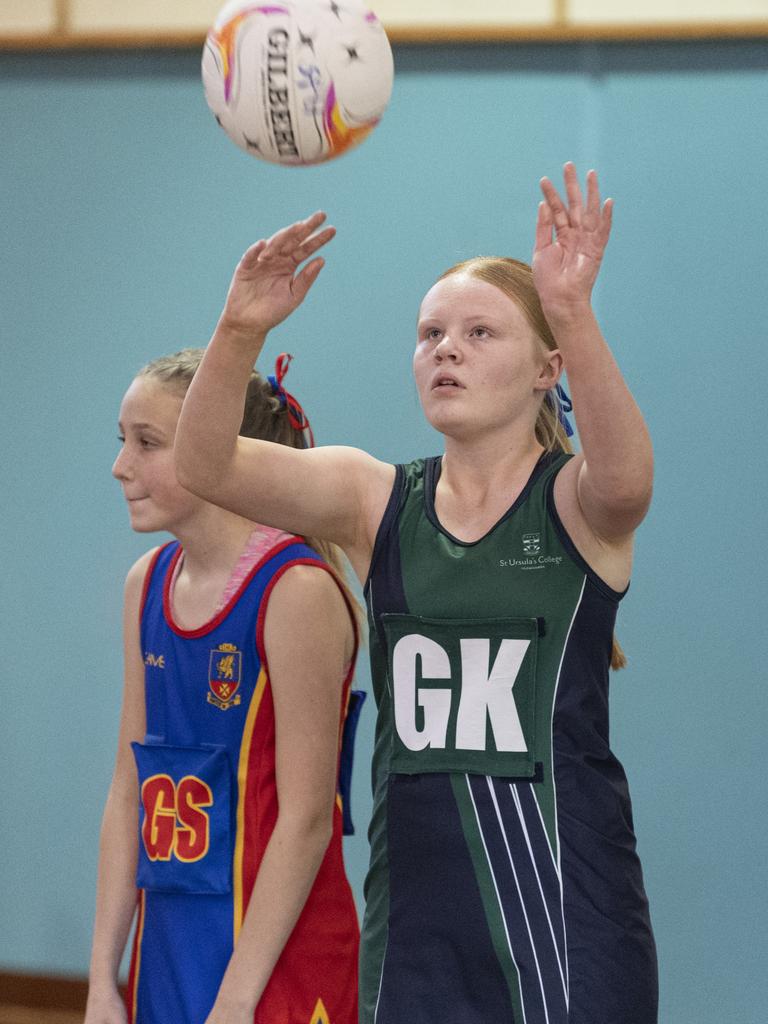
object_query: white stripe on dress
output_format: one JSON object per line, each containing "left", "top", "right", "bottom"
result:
{"left": 466, "top": 773, "right": 528, "bottom": 1024}
{"left": 510, "top": 784, "right": 568, "bottom": 1004}
{"left": 486, "top": 776, "right": 550, "bottom": 1024}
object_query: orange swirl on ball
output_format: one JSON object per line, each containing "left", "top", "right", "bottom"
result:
{"left": 209, "top": 5, "right": 290, "bottom": 103}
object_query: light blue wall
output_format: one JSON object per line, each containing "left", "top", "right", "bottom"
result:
{"left": 1, "top": 40, "right": 766, "bottom": 1022}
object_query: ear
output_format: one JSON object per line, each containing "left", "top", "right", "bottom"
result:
{"left": 534, "top": 348, "right": 563, "bottom": 391}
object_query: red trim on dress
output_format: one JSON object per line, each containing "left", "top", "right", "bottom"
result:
{"left": 138, "top": 543, "right": 172, "bottom": 623}
{"left": 255, "top": 558, "right": 359, "bottom": 681}
{"left": 162, "top": 537, "right": 304, "bottom": 639}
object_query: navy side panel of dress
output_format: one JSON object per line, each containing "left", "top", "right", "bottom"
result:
{"left": 554, "top": 580, "right": 658, "bottom": 1024}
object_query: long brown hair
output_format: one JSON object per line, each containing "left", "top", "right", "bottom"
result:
{"left": 437, "top": 258, "right": 626, "bottom": 670}
{"left": 137, "top": 348, "right": 360, "bottom": 621}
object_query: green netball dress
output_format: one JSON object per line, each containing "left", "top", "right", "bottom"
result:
{"left": 360, "top": 451, "right": 657, "bottom": 1024}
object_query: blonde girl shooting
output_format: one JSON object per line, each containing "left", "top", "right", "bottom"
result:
{"left": 175, "top": 164, "right": 657, "bottom": 1024}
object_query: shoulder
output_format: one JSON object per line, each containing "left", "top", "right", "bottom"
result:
{"left": 121, "top": 548, "right": 165, "bottom": 660}
{"left": 383, "top": 456, "right": 433, "bottom": 509}
{"left": 266, "top": 562, "right": 350, "bottom": 623}
{"left": 262, "top": 562, "right": 355, "bottom": 672}
{"left": 123, "top": 545, "right": 165, "bottom": 607}
{"left": 124, "top": 546, "right": 160, "bottom": 588}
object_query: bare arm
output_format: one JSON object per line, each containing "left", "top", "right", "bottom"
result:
{"left": 175, "top": 213, "right": 393, "bottom": 576}
{"left": 85, "top": 552, "right": 153, "bottom": 1024}
{"left": 534, "top": 164, "right": 654, "bottom": 544}
{"left": 204, "top": 566, "right": 355, "bottom": 1023}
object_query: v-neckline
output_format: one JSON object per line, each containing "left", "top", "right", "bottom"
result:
{"left": 423, "top": 450, "right": 557, "bottom": 547}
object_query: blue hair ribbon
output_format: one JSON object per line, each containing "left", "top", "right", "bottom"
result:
{"left": 267, "top": 375, "right": 286, "bottom": 407}
{"left": 551, "top": 383, "right": 574, "bottom": 438}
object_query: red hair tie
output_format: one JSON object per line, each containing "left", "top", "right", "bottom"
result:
{"left": 267, "top": 352, "right": 315, "bottom": 449}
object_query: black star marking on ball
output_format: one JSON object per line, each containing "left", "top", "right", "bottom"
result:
{"left": 215, "top": 115, "right": 223, "bottom": 127}
{"left": 329, "top": 1, "right": 343, "bottom": 20}
{"left": 298, "top": 29, "right": 316, "bottom": 52}
{"left": 345, "top": 45, "right": 361, "bottom": 61}
{"left": 244, "top": 135, "right": 261, "bottom": 151}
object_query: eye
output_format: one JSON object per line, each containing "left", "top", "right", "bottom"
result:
{"left": 117, "top": 435, "right": 125, "bottom": 444}
{"left": 422, "top": 327, "right": 442, "bottom": 341}
{"left": 470, "top": 326, "right": 490, "bottom": 339}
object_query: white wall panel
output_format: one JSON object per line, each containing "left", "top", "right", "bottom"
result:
{"left": 3, "top": 0, "right": 766, "bottom": 42}
{"left": 372, "top": 0, "right": 555, "bottom": 26}
{"left": 0, "top": 0, "right": 57, "bottom": 33}
{"left": 69, "top": 0, "right": 556, "bottom": 34}
{"left": 570, "top": 0, "right": 768, "bottom": 22}
{"left": 70, "top": 0, "right": 221, "bottom": 32}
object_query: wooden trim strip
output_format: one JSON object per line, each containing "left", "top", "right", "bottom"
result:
{"left": 1, "top": 21, "right": 768, "bottom": 50}
{"left": 0, "top": 972, "right": 88, "bottom": 1011}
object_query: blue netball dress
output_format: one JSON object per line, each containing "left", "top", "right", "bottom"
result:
{"left": 126, "top": 537, "right": 359, "bottom": 1024}
{"left": 360, "top": 453, "right": 658, "bottom": 1024}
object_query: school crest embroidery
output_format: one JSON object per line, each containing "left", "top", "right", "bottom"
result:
{"left": 207, "top": 642, "right": 242, "bottom": 710}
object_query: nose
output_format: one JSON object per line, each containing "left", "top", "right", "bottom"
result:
{"left": 112, "top": 445, "right": 132, "bottom": 481}
{"left": 434, "top": 333, "right": 462, "bottom": 362}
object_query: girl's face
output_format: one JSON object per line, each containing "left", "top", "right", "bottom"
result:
{"left": 413, "top": 274, "right": 559, "bottom": 441}
{"left": 112, "top": 376, "right": 204, "bottom": 533}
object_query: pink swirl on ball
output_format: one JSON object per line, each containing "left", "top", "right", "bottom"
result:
{"left": 322, "top": 81, "right": 379, "bottom": 157}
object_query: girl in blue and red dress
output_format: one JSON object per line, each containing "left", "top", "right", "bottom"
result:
{"left": 85, "top": 348, "right": 360, "bottom": 1024}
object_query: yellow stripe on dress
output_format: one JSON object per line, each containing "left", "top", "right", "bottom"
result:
{"left": 233, "top": 666, "right": 268, "bottom": 943}
{"left": 130, "top": 889, "right": 146, "bottom": 1024}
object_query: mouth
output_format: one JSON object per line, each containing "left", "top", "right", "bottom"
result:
{"left": 431, "top": 374, "right": 463, "bottom": 391}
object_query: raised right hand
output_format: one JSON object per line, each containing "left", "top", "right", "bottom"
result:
{"left": 218, "top": 211, "right": 335, "bottom": 341}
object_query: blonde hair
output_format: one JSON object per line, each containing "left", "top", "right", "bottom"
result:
{"left": 137, "top": 348, "right": 360, "bottom": 622}
{"left": 437, "top": 258, "right": 626, "bottom": 671}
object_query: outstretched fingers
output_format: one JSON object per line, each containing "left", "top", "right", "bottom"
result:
{"left": 534, "top": 200, "right": 554, "bottom": 253}
{"left": 585, "top": 169, "right": 601, "bottom": 222}
{"left": 267, "top": 211, "right": 329, "bottom": 258}
{"left": 239, "top": 238, "right": 268, "bottom": 268}
{"left": 562, "top": 161, "right": 583, "bottom": 225}
{"left": 293, "top": 224, "right": 336, "bottom": 265}
{"left": 539, "top": 175, "right": 570, "bottom": 231}
{"left": 291, "top": 256, "right": 326, "bottom": 304}
{"left": 240, "top": 212, "right": 335, "bottom": 277}
{"left": 598, "top": 196, "right": 613, "bottom": 247}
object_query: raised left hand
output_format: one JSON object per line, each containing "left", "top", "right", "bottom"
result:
{"left": 218, "top": 211, "right": 336, "bottom": 342}
{"left": 532, "top": 162, "right": 612, "bottom": 319}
